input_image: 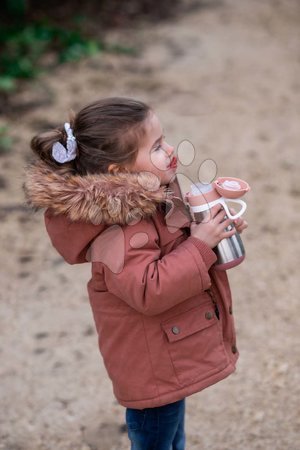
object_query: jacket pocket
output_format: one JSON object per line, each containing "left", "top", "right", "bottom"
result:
{"left": 161, "top": 302, "right": 227, "bottom": 386}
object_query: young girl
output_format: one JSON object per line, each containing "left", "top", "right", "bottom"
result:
{"left": 24, "top": 97, "right": 247, "bottom": 450}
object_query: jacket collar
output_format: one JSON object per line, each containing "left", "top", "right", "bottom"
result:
{"left": 24, "top": 161, "right": 179, "bottom": 225}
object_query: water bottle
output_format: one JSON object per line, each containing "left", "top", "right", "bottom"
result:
{"left": 185, "top": 177, "right": 250, "bottom": 270}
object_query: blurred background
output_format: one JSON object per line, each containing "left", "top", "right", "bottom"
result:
{"left": 0, "top": 1, "right": 299, "bottom": 449}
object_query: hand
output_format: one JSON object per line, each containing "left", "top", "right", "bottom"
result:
{"left": 229, "top": 208, "right": 248, "bottom": 234}
{"left": 190, "top": 205, "right": 236, "bottom": 248}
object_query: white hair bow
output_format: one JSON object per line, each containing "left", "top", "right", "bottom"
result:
{"left": 52, "top": 122, "right": 77, "bottom": 163}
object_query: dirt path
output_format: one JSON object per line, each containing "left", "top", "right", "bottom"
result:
{"left": 0, "top": 0, "right": 299, "bottom": 449}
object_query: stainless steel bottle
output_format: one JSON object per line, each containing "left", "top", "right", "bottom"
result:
{"left": 185, "top": 179, "right": 250, "bottom": 270}
{"left": 193, "top": 209, "right": 245, "bottom": 270}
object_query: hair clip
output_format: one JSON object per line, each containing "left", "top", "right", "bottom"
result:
{"left": 52, "top": 122, "right": 77, "bottom": 163}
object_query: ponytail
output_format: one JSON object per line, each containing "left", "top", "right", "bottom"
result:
{"left": 29, "top": 97, "right": 151, "bottom": 176}
{"left": 30, "top": 126, "right": 76, "bottom": 175}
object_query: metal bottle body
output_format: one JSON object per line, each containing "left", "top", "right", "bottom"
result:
{"left": 193, "top": 208, "right": 245, "bottom": 270}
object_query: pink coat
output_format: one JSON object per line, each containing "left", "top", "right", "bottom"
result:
{"left": 25, "top": 162, "right": 239, "bottom": 409}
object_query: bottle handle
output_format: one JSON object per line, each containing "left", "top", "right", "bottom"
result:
{"left": 221, "top": 198, "right": 247, "bottom": 219}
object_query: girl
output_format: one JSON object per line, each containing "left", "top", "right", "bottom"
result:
{"left": 24, "top": 97, "right": 247, "bottom": 450}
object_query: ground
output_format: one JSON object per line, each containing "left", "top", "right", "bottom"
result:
{"left": 0, "top": 0, "right": 299, "bottom": 449}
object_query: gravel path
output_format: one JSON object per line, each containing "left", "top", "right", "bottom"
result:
{"left": 0, "top": 1, "right": 299, "bottom": 449}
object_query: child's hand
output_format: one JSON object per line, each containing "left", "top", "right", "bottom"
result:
{"left": 190, "top": 205, "right": 236, "bottom": 248}
{"left": 229, "top": 208, "right": 248, "bottom": 234}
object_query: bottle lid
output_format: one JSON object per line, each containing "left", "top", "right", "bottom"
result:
{"left": 221, "top": 180, "right": 241, "bottom": 190}
{"left": 213, "top": 177, "right": 250, "bottom": 198}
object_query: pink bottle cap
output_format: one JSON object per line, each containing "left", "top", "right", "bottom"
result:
{"left": 213, "top": 177, "right": 250, "bottom": 199}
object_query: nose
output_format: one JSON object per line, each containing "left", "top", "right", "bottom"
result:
{"left": 164, "top": 142, "right": 174, "bottom": 157}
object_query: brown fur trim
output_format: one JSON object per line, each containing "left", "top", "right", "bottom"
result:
{"left": 24, "top": 162, "right": 170, "bottom": 225}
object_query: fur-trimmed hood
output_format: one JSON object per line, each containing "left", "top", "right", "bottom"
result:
{"left": 23, "top": 162, "right": 189, "bottom": 264}
{"left": 24, "top": 161, "right": 172, "bottom": 226}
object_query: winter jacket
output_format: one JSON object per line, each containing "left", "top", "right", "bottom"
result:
{"left": 24, "top": 162, "right": 239, "bottom": 409}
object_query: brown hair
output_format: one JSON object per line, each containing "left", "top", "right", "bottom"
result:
{"left": 30, "top": 97, "right": 152, "bottom": 175}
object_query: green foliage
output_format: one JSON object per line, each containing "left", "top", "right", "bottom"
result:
{"left": 0, "top": 19, "right": 105, "bottom": 92}
{"left": 0, "top": 0, "right": 178, "bottom": 95}
{"left": 0, "top": 77, "right": 16, "bottom": 93}
{"left": 0, "top": 125, "right": 13, "bottom": 154}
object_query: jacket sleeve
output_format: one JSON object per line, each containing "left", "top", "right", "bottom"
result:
{"left": 95, "top": 219, "right": 217, "bottom": 316}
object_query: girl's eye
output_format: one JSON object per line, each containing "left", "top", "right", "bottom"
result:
{"left": 152, "top": 137, "right": 166, "bottom": 152}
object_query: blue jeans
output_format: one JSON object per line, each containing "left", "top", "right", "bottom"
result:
{"left": 125, "top": 399, "right": 185, "bottom": 450}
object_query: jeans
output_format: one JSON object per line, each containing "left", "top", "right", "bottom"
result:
{"left": 125, "top": 399, "right": 185, "bottom": 450}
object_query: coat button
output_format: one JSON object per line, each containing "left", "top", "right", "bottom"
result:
{"left": 231, "top": 345, "right": 238, "bottom": 354}
{"left": 229, "top": 306, "right": 233, "bottom": 315}
{"left": 171, "top": 326, "right": 180, "bottom": 335}
{"left": 205, "top": 311, "right": 213, "bottom": 320}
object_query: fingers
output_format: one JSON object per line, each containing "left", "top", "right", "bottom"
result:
{"left": 229, "top": 207, "right": 248, "bottom": 233}
{"left": 211, "top": 204, "right": 224, "bottom": 220}
{"left": 235, "top": 219, "right": 248, "bottom": 234}
{"left": 213, "top": 210, "right": 233, "bottom": 229}
{"left": 190, "top": 204, "right": 248, "bottom": 248}
{"left": 220, "top": 227, "right": 236, "bottom": 240}
{"left": 233, "top": 216, "right": 242, "bottom": 227}
{"left": 207, "top": 207, "right": 246, "bottom": 234}
{"left": 219, "top": 217, "right": 233, "bottom": 230}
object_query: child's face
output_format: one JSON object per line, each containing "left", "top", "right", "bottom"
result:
{"left": 127, "top": 112, "right": 177, "bottom": 185}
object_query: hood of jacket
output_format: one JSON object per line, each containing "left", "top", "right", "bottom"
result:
{"left": 24, "top": 162, "right": 184, "bottom": 264}
{"left": 24, "top": 161, "right": 173, "bottom": 225}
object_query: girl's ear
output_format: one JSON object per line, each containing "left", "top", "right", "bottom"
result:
{"left": 108, "top": 163, "right": 127, "bottom": 174}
